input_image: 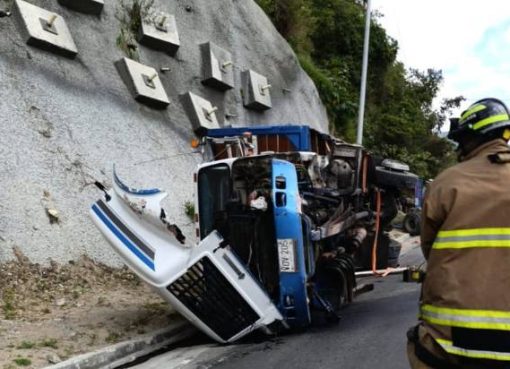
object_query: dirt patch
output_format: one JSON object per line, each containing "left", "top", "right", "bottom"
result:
{"left": 0, "top": 247, "right": 177, "bottom": 369}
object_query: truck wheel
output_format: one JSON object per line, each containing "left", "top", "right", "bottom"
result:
{"left": 403, "top": 212, "right": 421, "bottom": 236}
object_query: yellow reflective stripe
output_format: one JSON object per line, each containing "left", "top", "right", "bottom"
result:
{"left": 434, "top": 240, "right": 510, "bottom": 249}
{"left": 434, "top": 228, "right": 510, "bottom": 249}
{"left": 436, "top": 338, "right": 510, "bottom": 361}
{"left": 421, "top": 305, "right": 510, "bottom": 330}
{"left": 473, "top": 114, "right": 509, "bottom": 130}
{"left": 420, "top": 315, "right": 510, "bottom": 330}
{"left": 422, "top": 305, "right": 510, "bottom": 318}
{"left": 460, "top": 104, "right": 486, "bottom": 122}
{"left": 438, "top": 228, "right": 510, "bottom": 237}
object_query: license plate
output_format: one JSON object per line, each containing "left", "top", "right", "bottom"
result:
{"left": 277, "top": 239, "right": 297, "bottom": 273}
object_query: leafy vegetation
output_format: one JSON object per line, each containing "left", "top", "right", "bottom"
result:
{"left": 16, "top": 341, "right": 35, "bottom": 350}
{"left": 105, "top": 331, "right": 120, "bottom": 343}
{"left": 115, "top": 0, "right": 155, "bottom": 60}
{"left": 256, "top": 0, "right": 463, "bottom": 178}
{"left": 2, "top": 289, "right": 17, "bottom": 320}
{"left": 12, "top": 358, "right": 31, "bottom": 367}
{"left": 39, "top": 338, "right": 58, "bottom": 349}
{"left": 184, "top": 201, "right": 195, "bottom": 221}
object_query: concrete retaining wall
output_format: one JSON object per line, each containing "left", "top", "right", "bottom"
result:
{"left": 0, "top": 0, "right": 328, "bottom": 265}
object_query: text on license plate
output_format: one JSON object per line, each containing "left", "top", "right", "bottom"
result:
{"left": 277, "top": 239, "right": 297, "bottom": 273}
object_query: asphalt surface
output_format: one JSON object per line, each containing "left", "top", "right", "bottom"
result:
{"left": 127, "top": 275, "right": 421, "bottom": 369}
{"left": 129, "top": 234, "right": 423, "bottom": 369}
{"left": 208, "top": 276, "right": 420, "bottom": 369}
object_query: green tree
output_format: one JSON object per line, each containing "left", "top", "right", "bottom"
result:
{"left": 256, "top": 0, "right": 315, "bottom": 55}
{"left": 255, "top": 0, "right": 461, "bottom": 179}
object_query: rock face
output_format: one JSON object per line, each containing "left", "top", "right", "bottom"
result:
{"left": 0, "top": 0, "right": 328, "bottom": 265}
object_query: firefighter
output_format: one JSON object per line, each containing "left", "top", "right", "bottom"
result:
{"left": 407, "top": 98, "right": 510, "bottom": 369}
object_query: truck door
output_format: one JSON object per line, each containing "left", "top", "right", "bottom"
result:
{"left": 197, "top": 163, "right": 231, "bottom": 239}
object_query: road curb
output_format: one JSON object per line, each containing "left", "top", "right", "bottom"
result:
{"left": 43, "top": 320, "right": 196, "bottom": 369}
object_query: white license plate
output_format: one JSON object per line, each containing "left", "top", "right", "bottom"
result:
{"left": 277, "top": 239, "right": 297, "bottom": 273}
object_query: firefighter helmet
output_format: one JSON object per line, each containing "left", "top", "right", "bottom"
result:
{"left": 448, "top": 98, "right": 510, "bottom": 140}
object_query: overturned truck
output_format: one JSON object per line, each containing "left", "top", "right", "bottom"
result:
{"left": 90, "top": 125, "right": 418, "bottom": 343}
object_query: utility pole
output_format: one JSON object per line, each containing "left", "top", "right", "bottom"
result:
{"left": 356, "top": 0, "right": 372, "bottom": 145}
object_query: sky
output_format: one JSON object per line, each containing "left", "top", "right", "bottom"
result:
{"left": 373, "top": 1, "right": 510, "bottom": 119}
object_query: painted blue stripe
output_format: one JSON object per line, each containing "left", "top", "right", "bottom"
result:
{"left": 114, "top": 170, "right": 161, "bottom": 195}
{"left": 92, "top": 204, "right": 155, "bottom": 271}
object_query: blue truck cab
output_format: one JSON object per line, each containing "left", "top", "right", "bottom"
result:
{"left": 196, "top": 155, "right": 313, "bottom": 327}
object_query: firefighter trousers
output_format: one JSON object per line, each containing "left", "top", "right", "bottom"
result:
{"left": 407, "top": 325, "right": 510, "bottom": 369}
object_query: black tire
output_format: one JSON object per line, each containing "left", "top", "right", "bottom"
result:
{"left": 375, "top": 166, "right": 419, "bottom": 189}
{"left": 403, "top": 212, "right": 421, "bottom": 236}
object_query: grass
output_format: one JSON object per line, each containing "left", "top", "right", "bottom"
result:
{"left": 142, "top": 301, "right": 167, "bottom": 314}
{"left": 115, "top": 0, "right": 155, "bottom": 60}
{"left": 116, "top": 29, "right": 139, "bottom": 61}
{"left": 2, "top": 289, "right": 17, "bottom": 320}
{"left": 12, "top": 358, "right": 31, "bottom": 367}
{"left": 62, "top": 345, "right": 75, "bottom": 359}
{"left": 39, "top": 338, "right": 58, "bottom": 349}
{"left": 96, "top": 296, "right": 111, "bottom": 307}
{"left": 87, "top": 333, "right": 97, "bottom": 347}
{"left": 184, "top": 201, "right": 195, "bottom": 221}
{"left": 16, "top": 341, "right": 35, "bottom": 349}
{"left": 105, "top": 332, "right": 120, "bottom": 343}
{"left": 116, "top": 0, "right": 155, "bottom": 34}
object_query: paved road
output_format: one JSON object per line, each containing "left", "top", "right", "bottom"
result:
{"left": 130, "top": 234, "right": 423, "bottom": 369}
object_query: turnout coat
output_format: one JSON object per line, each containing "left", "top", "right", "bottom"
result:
{"left": 420, "top": 139, "right": 510, "bottom": 363}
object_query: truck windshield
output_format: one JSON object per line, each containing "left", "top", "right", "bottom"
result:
{"left": 198, "top": 164, "right": 231, "bottom": 239}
